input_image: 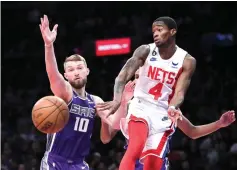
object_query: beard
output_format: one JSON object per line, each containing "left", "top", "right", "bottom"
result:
{"left": 69, "top": 78, "right": 87, "bottom": 89}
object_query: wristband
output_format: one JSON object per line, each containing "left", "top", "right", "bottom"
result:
{"left": 169, "top": 106, "right": 176, "bottom": 110}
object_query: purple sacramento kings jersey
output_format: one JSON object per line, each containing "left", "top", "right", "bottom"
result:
{"left": 46, "top": 91, "right": 96, "bottom": 160}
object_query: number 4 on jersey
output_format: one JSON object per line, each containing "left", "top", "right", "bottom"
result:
{"left": 148, "top": 82, "right": 163, "bottom": 100}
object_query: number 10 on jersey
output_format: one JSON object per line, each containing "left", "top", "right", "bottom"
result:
{"left": 74, "top": 117, "right": 89, "bottom": 132}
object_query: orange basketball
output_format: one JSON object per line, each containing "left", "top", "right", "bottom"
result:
{"left": 32, "top": 96, "right": 69, "bottom": 134}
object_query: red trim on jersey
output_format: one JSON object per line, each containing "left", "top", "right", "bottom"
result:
{"left": 129, "top": 114, "right": 149, "bottom": 127}
{"left": 168, "top": 67, "right": 183, "bottom": 104}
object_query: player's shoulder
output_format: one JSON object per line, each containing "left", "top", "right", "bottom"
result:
{"left": 135, "top": 44, "right": 150, "bottom": 56}
{"left": 183, "top": 53, "right": 196, "bottom": 71}
{"left": 184, "top": 53, "right": 196, "bottom": 64}
{"left": 147, "top": 43, "right": 156, "bottom": 49}
{"left": 90, "top": 94, "right": 104, "bottom": 104}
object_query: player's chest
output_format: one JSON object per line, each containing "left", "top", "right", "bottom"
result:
{"left": 69, "top": 102, "right": 96, "bottom": 119}
{"left": 143, "top": 58, "right": 182, "bottom": 86}
{"left": 68, "top": 104, "right": 96, "bottom": 134}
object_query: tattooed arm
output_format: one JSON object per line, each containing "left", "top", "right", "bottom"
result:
{"left": 113, "top": 45, "right": 150, "bottom": 103}
{"left": 96, "top": 45, "right": 149, "bottom": 115}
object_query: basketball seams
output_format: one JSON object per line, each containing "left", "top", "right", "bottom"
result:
{"left": 32, "top": 96, "right": 69, "bottom": 134}
{"left": 58, "top": 109, "right": 68, "bottom": 124}
{"left": 44, "top": 98, "right": 57, "bottom": 105}
{"left": 32, "top": 104, "right": 56, "bottom": 112}
{"left": 45, "top": 97, "right": 63, "bottom": 107}
{"left": 50, "top": 109, "right": 61, "bottom": 133}
{"left": 35, "top": 100, "right": 63, "bottom": 129}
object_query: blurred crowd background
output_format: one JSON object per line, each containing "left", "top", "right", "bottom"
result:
{"left": 2, "top": 2, "right": 237, "bottom": 170}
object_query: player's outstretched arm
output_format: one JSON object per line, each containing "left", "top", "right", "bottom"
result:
{"left": 96, "top": 45, "right": 149, "bottom": 116}
{"left": 97, "top": 81, "right": 135, "bottom": 130}
{"left": 93, "top": 95, "right": 118, "bottom": 144}
{"left": 39, "top": 15, "right": 71, "bottom": 102}
{"left": 178, "top": 110, "right": 235, "bottom": 139}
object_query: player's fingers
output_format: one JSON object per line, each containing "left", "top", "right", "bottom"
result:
{"left": 96, "top": 104, "right": 111, "bottom": 111}
{"left": 105, "top": 111, "right": 113, "bottom": 118}
{"left": 125, "top": 81, "right": 132, "bottom": 88}
{"left": 44, "top": 14, "right": 49, "bottom": 27}
{"left": 96, "top": 102, "right": 109, "bottom": 106}
{"left": 231, "top": 113, "right": 235, "bottom": 120}
{"left": 130, "top": 81, "right": 136, "bottom": 88}
{"left": 40, "top": 18, "right": 45, "bottom": 30}
{"left": 52, "top": 24, "right": 58, "bottom": 33}
{"left": 39, "top": 24, "right": 42, "bottom": 32}
{"left": 40, "top": 17, "right": 44, "bottom": 25}
{"left": 168, "top": 110, "right": 175, "bottom": 117}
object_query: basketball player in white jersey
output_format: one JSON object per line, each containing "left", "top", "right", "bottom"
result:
{"left": 96, "top": 16, "right": 197, "bottom": 170}
{"left": 98, "top": 69, "right": 235, "bottom": 170}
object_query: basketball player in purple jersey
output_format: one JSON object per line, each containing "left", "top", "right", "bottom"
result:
{"left": 97, "top": 70, "right": 235, "bottom": 170}
{"left": 39, "top": 15, "right": 113, "bottom": 170}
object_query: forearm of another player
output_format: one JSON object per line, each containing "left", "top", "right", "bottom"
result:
{"left": 106, "top": 99, "right": 129, "bottom": 129}
{"left": 178, "top": 116, "right": 221, "bottom": 139}
{"left": 100, "top": 121, "right": 118, "bottom": 144}
{"left": 191, "top": 121, "right": 221, "bottom": 139}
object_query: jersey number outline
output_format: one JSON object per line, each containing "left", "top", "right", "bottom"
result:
{"left": 148, "top": 82, "right": 163, "bottom": 100}
{"left": 74, "top": 117, "right": 89, "bottom": 132}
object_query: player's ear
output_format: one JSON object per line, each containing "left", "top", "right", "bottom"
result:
{"left": 86, "top": 68, "right": 90, "bottom": 76}
{"left": 170, "top": 29, "right": 177, "bottom": 37}
{"left": 64, "top": 73, "right": 68, "bottom": 80}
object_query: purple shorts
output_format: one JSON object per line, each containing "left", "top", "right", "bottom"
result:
{"left": 40, "top": 153, "right": 89, "bottom": 170}
{"left": 135, "top": 157, "right": 169, "bottom": 170}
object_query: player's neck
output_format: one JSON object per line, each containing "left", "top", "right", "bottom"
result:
{"left": 73, "top": 87, "right": 87, "bottom": 99}
{"left": 158, "top": 41, "right": 176, "bottom": 60}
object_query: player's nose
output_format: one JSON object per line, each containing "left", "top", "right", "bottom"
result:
{"left": 153, "top": 33, "right": 160, "bottom": 40}
{"left": 75, "top": 69, "right": 81, "bottom": 75}
{"left": 74, "top": 72, "right": 80, "bottom": 77}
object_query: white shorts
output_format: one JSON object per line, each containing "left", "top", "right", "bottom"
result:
{"left": 120, "top": 97, "right": 176, "bottom": 162}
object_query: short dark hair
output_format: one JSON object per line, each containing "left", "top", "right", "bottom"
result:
{"left": 154, "top": 16, "right": 177, "bottom": 30}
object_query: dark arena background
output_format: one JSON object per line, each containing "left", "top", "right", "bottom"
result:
{"left": 2, "top": 1, "right": 237, "bottom": 170}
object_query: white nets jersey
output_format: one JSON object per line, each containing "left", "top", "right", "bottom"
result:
{"left": 134, "top": 43, "right": 187, "bottom": 110}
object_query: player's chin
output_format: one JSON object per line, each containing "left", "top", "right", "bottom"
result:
{"left": 155, "top": 41, "right": 163, "bottom": 47}
{"left": 71, "top": 81, "right": 86, "bottom": 89}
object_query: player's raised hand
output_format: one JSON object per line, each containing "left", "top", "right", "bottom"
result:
{"left": 96, "top": 80, "right": 136, "bottom": 117}
{"left": 96, "top": 100, "right": 120, "bottom": 118}
{"left": 122, "top": 80, "right": 135, "bottom": 102}
{"left": 96, "top": 108, "right": 109, "bottom": 121}
{"left": 218, "top": 110, "right": 235, "bottom": 128}
{"left": 168, "top": 106, "right": 182, "bottom": 124}
{"left": 39, "top": 15, "right": 58, "bottom": 46}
